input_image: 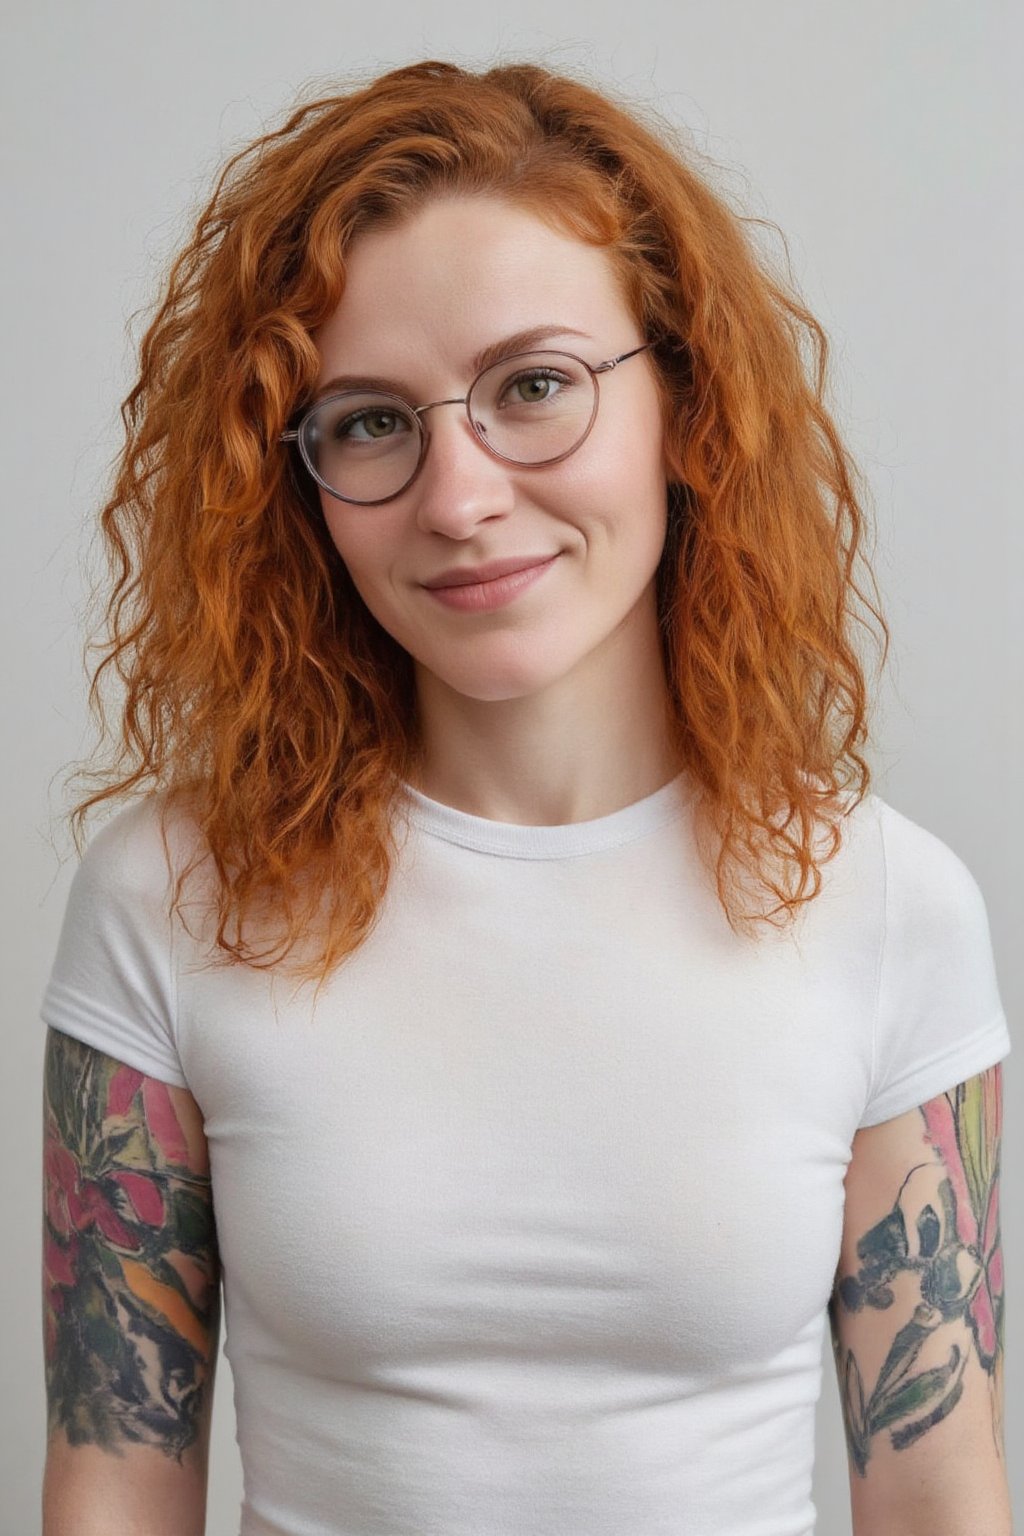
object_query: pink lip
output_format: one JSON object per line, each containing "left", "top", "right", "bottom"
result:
{"left": 422, "top": 555, "right": 558, "bottom": 589}
{"left": 423, "top": 554, "right": 560, "bottom": 612}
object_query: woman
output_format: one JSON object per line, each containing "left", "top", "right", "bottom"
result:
{"left": 40, "top": 59, "right": 1012, "bottom": 1536}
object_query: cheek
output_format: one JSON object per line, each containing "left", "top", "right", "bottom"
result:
{"left": 319, "top": 496, "right": 354, "bottom": 562}
{"left": 561, "top": 427, "right": 669, "bottom": 560}
{"left": 320, "top": 499, "right": 385, "bottom": 584}
{"left": 578, "top": 383, "right": 668, "bottom": 496}
{"left": 319, "top": 501, "right": 417, "bottom": 642}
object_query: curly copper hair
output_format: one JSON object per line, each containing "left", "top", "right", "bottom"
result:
{"left": 65, "top": 58, "right": 890, "bottom": 989}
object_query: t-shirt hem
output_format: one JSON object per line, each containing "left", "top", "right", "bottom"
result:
{"left": 857, "top": 1009, "right": 1011, "bottom": 1128}
{"left": 41, "top": 982, "right": 189, "bottom": 1090}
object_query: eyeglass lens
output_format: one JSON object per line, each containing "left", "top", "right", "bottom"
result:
{"left": 299, "top": 351, "right": 598, "bottom": 504}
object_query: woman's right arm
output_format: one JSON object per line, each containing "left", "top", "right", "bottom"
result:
{"left": 42, "top": 1025, "right": 222, "bottom": 1536}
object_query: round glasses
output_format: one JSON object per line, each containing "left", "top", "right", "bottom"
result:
{"left": 280, "top": 340, "right": 659, "bottom": 506}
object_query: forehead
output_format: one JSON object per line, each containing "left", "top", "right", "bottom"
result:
{"left": 315, "top": 195, "right": 633, "bottom": 377}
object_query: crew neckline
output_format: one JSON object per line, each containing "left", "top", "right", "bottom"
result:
{"left": 396, "top": 769, "right": 695, "bottom": 860}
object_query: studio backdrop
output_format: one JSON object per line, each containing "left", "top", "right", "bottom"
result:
{"left": 3, "top": 4, "right": 1019, "bottom": 1534}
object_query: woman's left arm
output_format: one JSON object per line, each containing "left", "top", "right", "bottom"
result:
{"left": 829, "top": 1064, "right": 1012, "bottom": 1536}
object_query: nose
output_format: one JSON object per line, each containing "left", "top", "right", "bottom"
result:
{"left": 410, "top": 401, "right": 516, "bottom": 535}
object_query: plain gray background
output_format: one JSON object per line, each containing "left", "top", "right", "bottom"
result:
{"left": 4, "top": 2, "right": 1019, "bottom": 1532}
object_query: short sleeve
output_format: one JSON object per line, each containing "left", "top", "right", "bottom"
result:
{"left": 859, "top": 798, "right": 1011, "bottom": 1128}
{"left": 40, "top": 797, "right": 189, "bottom": 1089}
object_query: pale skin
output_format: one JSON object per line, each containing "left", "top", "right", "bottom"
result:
{"left": 42, "top": 196, "right": 1011, "bottom": 1533}
{"left": 312, "top": 193, "right": 681, "bottom": 827}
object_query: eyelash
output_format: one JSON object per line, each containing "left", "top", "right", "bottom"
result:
{"left": 330, "top": 366, "right": 573, "bottom": 437}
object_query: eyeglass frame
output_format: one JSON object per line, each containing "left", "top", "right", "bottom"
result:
{"left": 279, "top": 338, "right": 661, "bottom": 506}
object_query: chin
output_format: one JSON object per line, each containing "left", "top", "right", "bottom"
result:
{"left": 418, "top": 654, "right": 574, "bottom": 704}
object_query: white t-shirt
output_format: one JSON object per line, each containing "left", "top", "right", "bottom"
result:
{"left": 40, "top": 771, "right": 1011, "bottom": 1536}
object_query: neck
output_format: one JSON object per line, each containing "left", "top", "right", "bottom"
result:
{"left": 406, "top": 589, "right": 681, "bottom": 825}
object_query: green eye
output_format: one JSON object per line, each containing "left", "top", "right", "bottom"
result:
{"left": 499, "top": 368, "right": 571, "bottom": 408}
{"left": 337, "top": 409, "right": 409, "bottom": 440}
{"left": 516, "top": 376, "right": 552, "bottom": 401}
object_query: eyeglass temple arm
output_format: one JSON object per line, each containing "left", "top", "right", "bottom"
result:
{"left": 593, "top": 338, "right": 661, "bottom": 374}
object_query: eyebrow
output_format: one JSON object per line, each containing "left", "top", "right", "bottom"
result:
{"left": 313, "top": 324, "right": 594, "bottom": 402}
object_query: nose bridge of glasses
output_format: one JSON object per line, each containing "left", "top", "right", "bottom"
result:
{"left": 413, "top": 395, "right": 469, "bottom": 420}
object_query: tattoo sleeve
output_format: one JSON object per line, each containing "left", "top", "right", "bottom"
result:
{"left": 42, "top": 1027, "right": 221, "bottom": 1464}
{"left": 829, "top": 1065, "right": 1005, "bottom": 1477}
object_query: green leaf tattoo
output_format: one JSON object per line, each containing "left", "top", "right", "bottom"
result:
{"left": 830, "top": 1067, "right": 1004, "bottom": 1475}
{"left": 42, "top": 1030, "right": 220, "bottom": 1462}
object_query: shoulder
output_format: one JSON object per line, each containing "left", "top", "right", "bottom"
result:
{"left": 73, "top": 792, "right": 205, "bottom": 895}
{"left": 864, "top": 792, "right": 1005, "bottom": 1040}
{"left": 821, "top": 786, "right": 987, "bottom": 911}
{"left": 801, "top": 788, "right": 995, "bottom": 968}
{"left": 43, "top": 796, "right": 206, "bottom": 1087}
{"left": 867, "top": 793, "right": 993, "bottom": 937}
{"left": 851, "top": 792, "right": 1008, "bottom": 1128}
{"left": 62, "top": 793, "right": 210, "bottom": 951}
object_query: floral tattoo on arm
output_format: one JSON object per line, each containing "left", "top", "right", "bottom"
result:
{"left": 42, "top": 1029, "right": 221, "bottom": 1461}
{"left": 829, "top": 1066, "right": 1004, "bottom": 1474}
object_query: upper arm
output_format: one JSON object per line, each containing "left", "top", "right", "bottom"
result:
{"left": 829, "top": 1063, "right": 1011, "bottom": 1536}
{"left": 42, "top": 1025, "right": 221, "bottom": 1536}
